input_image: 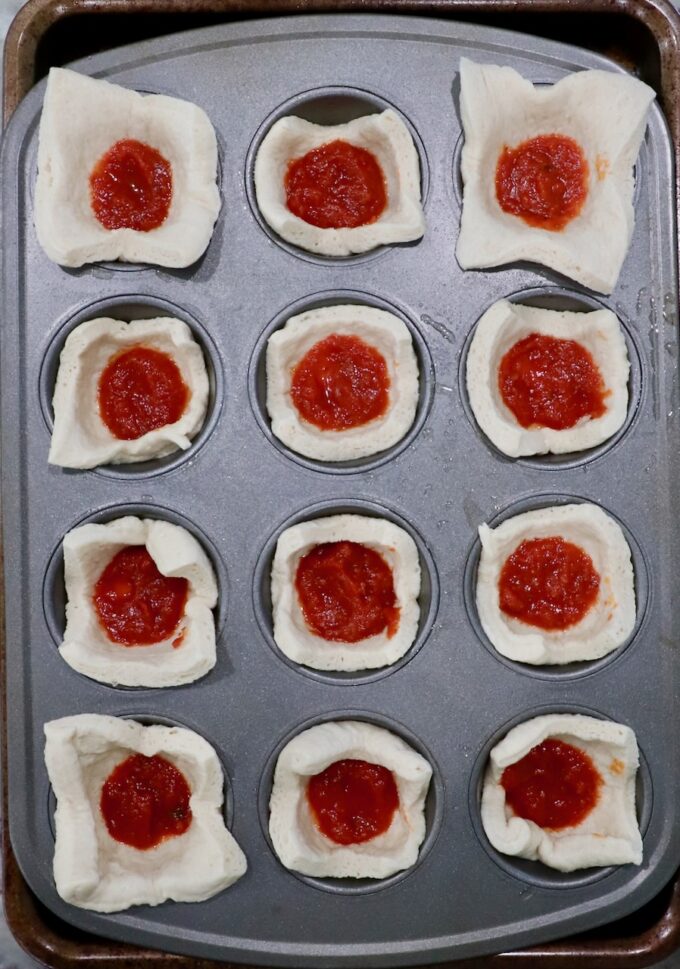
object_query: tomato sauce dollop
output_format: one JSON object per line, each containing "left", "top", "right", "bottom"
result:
{"left": 100, "top": 753, "right": 192, "bottom": 850}
{"left": 501, "top": 738, "right": 602, "bottom": 830}
{"left": 290, "top": 334, "right": 390, "bottom": 431}
{"left": 285, "top": 139, "right": 387, "bottom": 229}
{"left": 499, "top": 537, "right": 600, "bottom": 631}
{"left": 98, "top": 346, "right": 189, "bottom": 441}
{"left": 90, "top": 139, "right": 172, "bottom": 232}
{"left": 295, "top": 540, "right": 399, "bottom": 643}
{"left": 307, "top": 758, "right": 399, "bottom": 845}
{"left": 495, "top": 134, "right": 589, "bottom": 231}
{"left": 93, "top": 545, "right": 188, "bottom": 646}
{"left": 499, "top": 333, "right": 607, "bottom": 431}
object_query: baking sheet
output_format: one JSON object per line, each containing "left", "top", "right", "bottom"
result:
{"left": 1, "top": 13, "right": 679, "bottom": 966}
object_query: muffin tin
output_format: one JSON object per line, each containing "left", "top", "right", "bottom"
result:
{"left": 1, "top": 13, "right": 679, "bottom": 966}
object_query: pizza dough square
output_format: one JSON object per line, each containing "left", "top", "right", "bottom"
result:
{"left": 456, "top": 59, "right": 655, "bottom": 294}
{"left": 44, "top": 714, "right": 247, "bottom": 911}
{"left": 269, "top": 720, "right": 431, "bottom": 878}
{"left": 60, "top": 516, "right": 218, "bottom": 687}
{"left": 481, "top": 714, "right": 642, "bottom": 871}
{"left": 35, "top": 68, "right": 220, "bottom": 267}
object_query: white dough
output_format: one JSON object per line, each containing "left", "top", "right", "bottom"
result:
{"left": 456, "top": 59, "right": 655, "bottom": 294}
{"left": 254, "top": 111, "right": 424, "bottom": 256}
{"left": 481, "top": 714, "right": 642, "bottom": 871}
{"left": 35, "top": 68, "right": 221, "bottom": 267}
{"left": 477, "top": 503, "right": 635, "bottom": 665}
{"left": 466, "top": 300, "right": 629, "bottom": 457}
{"left": 49, "top": 317, "right": 209, "bottom": 469}
{"left": 60, "top": 516, "right": 218, "bottom": 687}
{"left": 269, "top": 720, "right": 432, "bottom": 878}
{"left": 266, "top": 305, "right": 419, "bottom": 461}
{"left": 271, "top": 514, "right": 420, "bottom": 671}
{"left": 44, "top": 714, "right": 247, "bottom": 911}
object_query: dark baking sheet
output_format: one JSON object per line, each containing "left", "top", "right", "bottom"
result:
{"left": 1, "top": 7, "right": 673, "bottom": 968}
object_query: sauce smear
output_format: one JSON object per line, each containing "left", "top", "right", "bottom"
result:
{"left": 295, "top": 540, "right": 399, "bottom": 642}
{"left": 93, "top": 545, "right": 188, "bottom": 646}
{"left": 501, "top": 738, "right": 602, "bottom": 830}
{"left": 285, "top": 140, "right": 387, "bottom": 229}
{"left": 290, "top": 334, "right": 390, "bottom": 431}
{"left": 499, "top": 333, "right": 607, "bottom": 430}
{"left": 98, "top": 346, "right": 189, "bottom": 441}
{"left": 90, "top": 139, "right": 172, "bottom": 232}
{"left": 307, "top": 758, "right": 399, "bottom": 845}
{"left": 499, "top": 536, "right": 600, "bottom": 631}
{"left": 495, "top": 134, "right": 588, "bottom": 231}
{"left": 100, "top": 753, "right": 192, "bottom": 849}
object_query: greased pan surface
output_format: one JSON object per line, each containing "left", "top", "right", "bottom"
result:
{"left": 2, "top": 14, "right": 679, "bottom": 966}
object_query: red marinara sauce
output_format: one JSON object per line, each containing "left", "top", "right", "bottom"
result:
{"left": 100, "top": 753, "right": 192, "bottom": 850}
{"left": 290, "top": 334, "right": 390, "bottom": 431}
{"left": 501, "top": 738, "right": 602, "bottom": 830}
{"left": 307, "top": 758, "right": 399, "bottom": 845}
{"left": 499, "top": 333, "right": 607, "bottom": 431}
{"left": 90, "top": 139, "right": 172, "bottom": 232}
{"left": 98, "top": 346, "right": 189, "bottom": 441}
{"left": 284, "top": 140, "right": 387, "bottom": 229}
{"left": 93, "top": 546, "right": 188, "bottom": 646}
{"left": 495, "top": 134, "right": 589, "bottom": 231}
{"left": 499, "top": 537, "right": 600, "bottom": 631}
{"left": 295, "top": 541, "right": 399, "bottom": 643}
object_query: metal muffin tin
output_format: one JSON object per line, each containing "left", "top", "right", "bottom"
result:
{"left": 1, "top": 13, "right": 679, "bottom": 966}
